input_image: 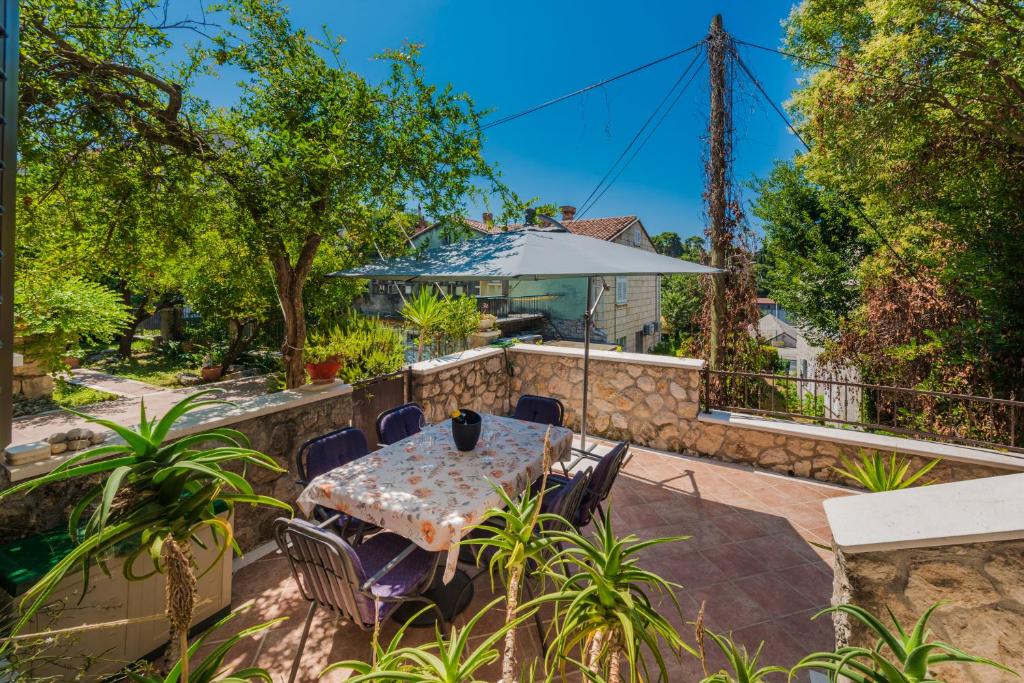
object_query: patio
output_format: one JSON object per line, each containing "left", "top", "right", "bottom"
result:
{"left": 216, "top": 438, "right": 850, "bottom": 681}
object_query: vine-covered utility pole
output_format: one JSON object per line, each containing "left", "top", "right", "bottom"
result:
{"left": 706, "top": 14, "right": 728, "bottom": 371}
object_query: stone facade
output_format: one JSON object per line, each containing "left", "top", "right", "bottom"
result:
{"left": 0, "top": 386, "right": 354, "bottom": 552}
{"left": 410, "top": 347, "right": 512, "bottom": 424}
{"left": 834, "top": 541, "right": 1024, "bottom": 683}
{"left": 13, "top": 359, "right": 54, "bottom": 400}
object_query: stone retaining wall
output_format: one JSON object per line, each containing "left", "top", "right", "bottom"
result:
{"left": 834, "top": 540, "right": 1024, "bottom": 682}
{"left": 0, "top": 384, "right": 354, "bottom": 551}
{"left": 410, "top": 347, "right": 512, "bottom": 423}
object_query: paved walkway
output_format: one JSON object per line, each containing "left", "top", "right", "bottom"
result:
{"left": 68, "top": 367, "right": 166, "bottom": 398}
{"left": 12, "top": 374, "right": 272, "bottom": 444}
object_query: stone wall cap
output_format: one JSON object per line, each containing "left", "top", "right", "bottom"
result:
{"left": 825, "top": 472, "right": 1024, "bottom": 553}
{"left": 408, "top": 346, "right": 505, "bottom": 376}
{"left": 3, "top": 381, "right": 353, "bottom": 483}
{"left": 510, "top": 343, "right": 706, "bottom": 370}
{"left": 698, "top": 410, "right": 1024, "bottom": 473}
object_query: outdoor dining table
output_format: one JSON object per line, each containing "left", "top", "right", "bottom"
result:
{"left": 295, "top": 413, "right": 573, "bottom": 591}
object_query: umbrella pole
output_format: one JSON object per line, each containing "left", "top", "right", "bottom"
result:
{"left": 580, "top": 276, "right": 592, "bottom": 455}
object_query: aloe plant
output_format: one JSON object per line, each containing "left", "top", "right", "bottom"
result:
{"left": 539, "top": 509, "right": 694, "bottom": 683}
{"left": 793, "top": 602, "right": 1017, "bottom": 682}
{"left": 126, "top": 610, "right": 283, "bottom": 682}
{"left": 697, "top": 630, "right": 785, "bottom": 683}
{"left": 833, "top": 450, "right": 940, "bottom": 492}
{"left": 462, "top": 426, "right": 558, "bottom": 683}
{"left": 321, "top": 597, "right": 536, "bottom": 682}
{"left": 0, "top": 390, "right": 292, "bottom": 682}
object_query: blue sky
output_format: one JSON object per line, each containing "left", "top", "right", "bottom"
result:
{"left": 177, "top": 1, "right": 804, "bottom": 240}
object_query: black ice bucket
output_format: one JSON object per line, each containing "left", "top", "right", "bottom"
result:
{"left": 451, "top": 409, "right": 482, "bottom": 451}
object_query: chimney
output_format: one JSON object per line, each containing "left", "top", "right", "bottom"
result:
{"left": 560, "top": 205, "right": 577, "bottom": 222}
{"left": 482, "top": 212, "right": 493, "bottom": 224}
{"left": 416, "top": 215, "right": 427, "bottom": 231}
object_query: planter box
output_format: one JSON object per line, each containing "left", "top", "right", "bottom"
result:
{"left": 0, "top": 513, "right": 232, "bottom": 681}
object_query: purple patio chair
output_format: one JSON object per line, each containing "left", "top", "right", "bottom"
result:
{"left": 295, "top": 426, "right": 379, "bottom": 543}
{"left": 375, "top": 402, "right": 426, "bottom": 445}
{"left": 274, "top": 518, "right": 443, "bottom": 683}
{"left": 512, "top": 394, "right": 564, "bottom": 427}
{"left": 543, "top": 440, "right": 630, "bottom": 528}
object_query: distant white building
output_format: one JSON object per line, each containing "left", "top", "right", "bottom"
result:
{"left": 757, "top": 310, "right": 860, "bottom": 423}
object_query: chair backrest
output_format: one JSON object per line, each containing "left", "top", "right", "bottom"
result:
{"left": 544, "top": 469, "right": 591, "bottom": 532}
{"left": 295, "top": 427, "right": 369, "bottom": 484}
{"left": 579, "top": 441, "right": 630, "bottom": 524}
{"left": 513, "top": 394, "right": 564, "bottom": 427}
{"left": 273, "top": 517, "right": 377, "bottom": 627}
{"left": 376, "top": 403, "right": 426, "bottom": 445}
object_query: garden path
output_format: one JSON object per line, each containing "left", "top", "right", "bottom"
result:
{"left": 11, "top": 374, "right": 272, "bottom": 445}
{"left": 68, "top": 367, "right": 165, "bottom": 397}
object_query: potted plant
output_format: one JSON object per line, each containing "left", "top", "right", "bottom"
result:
{"left": 200, "top": 349, "right": 224, "bottom": 382}
{"left": 478, "top": 312, "right": 497, "bottom": 332}
{"left": 304, "top": 328, "right": 345, "bottom": 383}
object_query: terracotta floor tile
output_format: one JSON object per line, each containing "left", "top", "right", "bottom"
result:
{"left": 699, "top": 543, "right": 766, "bottom": 581}
{"left": 741, "top": 535, "right": 818, "bottom": 571}
{"left": 733, "top": 572, "right": 820, "bottom": 617}
{"left": 710, "top": 511, "right": 772, "bottom": 542}
{"left": 686, "top": 580, "right": 771, "bottom": 632}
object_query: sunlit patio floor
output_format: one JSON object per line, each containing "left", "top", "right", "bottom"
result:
{"left": 214, "top": 440, "right": 853, "bottom": 681}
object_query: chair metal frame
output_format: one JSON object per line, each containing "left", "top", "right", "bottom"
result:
{"left": 274, "top": 517, "right": 444, "bottom": 683}
{"left": 375, "top": 401, "right": 427, "bottom": 445}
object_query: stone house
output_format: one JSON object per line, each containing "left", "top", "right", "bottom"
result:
{"left": 396, "top": 206, "right": 663, "bottom": 353}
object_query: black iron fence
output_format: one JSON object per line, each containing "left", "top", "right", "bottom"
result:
{"left": 476, "top": 294, "right": 560, "bottom": 318}
{"left": 702, "top": 368, "right": 1024, "bottom": 454}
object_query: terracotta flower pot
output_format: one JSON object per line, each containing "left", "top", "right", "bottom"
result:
{"left": 62, "top": 356, "right": 81, "bottom": 369}
{"left": 305, "top": 357, "right": 342, "bottom": 383}
{"left": 201, "top": 366, "right": 223, "bottom": 382}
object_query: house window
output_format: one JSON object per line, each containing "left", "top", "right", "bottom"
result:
{"left": 615, "top": 276, "right": 628, "bottom": 305}
{"left": 633, "top": 227, "right": 642, "bottom": 246}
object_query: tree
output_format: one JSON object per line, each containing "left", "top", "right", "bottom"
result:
{"left": 651, "top": 232, "right": 684, "bottom": 257}
{"left": 205, "top": 1, "right": 513, "bottom": 387}
{"left": 783, "top": 0, "right": 1024, "bottom": 395}
{"left": 660, "top": 236, "right": 706, "bottom": 339}
{"left": 401, "top": 288, "right": 446, "bottom": 361}
{"left": 752, "top": 161, "right": 868, "bottom": 342}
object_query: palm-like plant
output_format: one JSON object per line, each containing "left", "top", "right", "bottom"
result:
{"left": 0, "top": 390, "right": 292, "bottom": 682}
{"left": 126, "top": 610, "right": 283, "bottom": 682}
{"left": 401, "top": 287, "right": 445, "bottom": 361}
{"left": 322, "top": 597, "right": 536, "bottom": 682}
{"left": 540, "top": 509, "right": 694, "bottom": 683}
{"left": 793, "top": 602, "right": 1017, "bottom": 682}
{"left": 833, "top": 450, "right": 941, "bottom": 492}
{"left": 462, "top": 426, "right": 557, "bottom": 683}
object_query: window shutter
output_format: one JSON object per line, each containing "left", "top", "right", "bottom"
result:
{"left": 616, "top": 277, "right": 628, "bottom": 304}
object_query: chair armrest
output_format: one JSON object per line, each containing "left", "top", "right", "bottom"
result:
{"left": 316, "top": 513, "right": 342, "bottom": 529}
{"left": 360, "top": 543, "right": 417, "bottom": 592}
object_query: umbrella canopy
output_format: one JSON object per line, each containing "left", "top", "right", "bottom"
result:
{"left": 329, "top": 227, "right": 718, "bottom": 280}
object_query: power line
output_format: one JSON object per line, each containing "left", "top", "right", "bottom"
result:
{"left": 478, "top": 41, "right": 703, "bottom": 131}
{"left": 577, "top": 53, "right": 707, "bottom": 221}
{"left": 575, "top": 48, "right": 705, "bottom": 220}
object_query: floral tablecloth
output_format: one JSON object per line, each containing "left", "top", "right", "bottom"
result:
{"left": 296, "top": 414, "right": 573, "bottom": 582}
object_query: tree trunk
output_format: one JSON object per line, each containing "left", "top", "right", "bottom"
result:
{"left": 588, "top": 628, "right": 605, "bottom": 672}
{"left": 501, "top": 564, "right": 522, "bottom": 683}
{"left": 707, "top": 14, "right": 728, "bottom": 371}
{"left": 608, "top": 647, "right": 622, "bottom": 683}
{"left": 116, "top": 285, "right": 150, "bottom": 359}
{"left": 219, "top": 319, "right": 253, "bottom": 375}
{"left": 269, "top": 234, "right": 322, "bottom": 389}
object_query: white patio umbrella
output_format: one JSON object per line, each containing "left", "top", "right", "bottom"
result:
{"left": 330, "top": 221, "right": 719, "bottom": 456}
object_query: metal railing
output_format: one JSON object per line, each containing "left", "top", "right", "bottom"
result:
{"left": 702, "top": 368, "right": 1023, "bottom": 454}
{"left": 476, "top": 294, "right": 560, "bottom": 318}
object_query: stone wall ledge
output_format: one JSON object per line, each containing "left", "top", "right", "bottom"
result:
{"left": 510, "top": 343, "right": 706, "bottom": 370}
{"left": 408, "top": 346, "right": 505, "bottom": 376}
{"left": 3, "top": 381, "right": 353, "bottom": 483}
{"left": 698, "top": 409, "right": 1024, "bottom": 473}
{"left": 826, "top": 472, "right": 1024, "bottom": 554}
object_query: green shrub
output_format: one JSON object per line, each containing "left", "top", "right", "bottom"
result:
{"left": 337, "top": 317, "right": 405, "bottom": 383}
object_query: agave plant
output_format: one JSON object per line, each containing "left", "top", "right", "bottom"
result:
{"left": 833, "top": 450, "right": 941, "bottom": 492}
{"left": 793, "top": 602, "right": 1017, "bottom": 682}
{"left": 697, "top": 631, "right": 785, "bottom": 683}
{"left": 461, "top": 427, "right": 557, "bottom": 683}
{"left": 0, "top": 390, "right": 292, "bottom": 682}
{"left": 400, "top": 287, "right": 446, "bottom": 361}
{"left": 539, "top": 509, "right": 694, "bottom": 683}
{"left": 126, "top": 610, "right": 283, "bottom": 682}
{"left": 321, "top": 597, "right": 536, "bottom": 682}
